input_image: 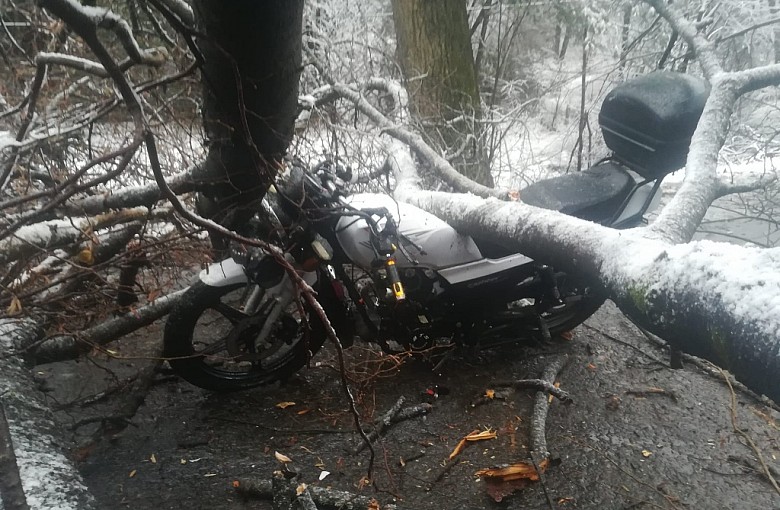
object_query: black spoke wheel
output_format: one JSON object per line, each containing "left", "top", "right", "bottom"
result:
{"left": 164, "top": 281, "right": 326, "bottom": 391}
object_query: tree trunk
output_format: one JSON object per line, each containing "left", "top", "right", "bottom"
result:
{"left": 769, "top": 0, "right": 780, "bottom": 64}
{"left": 394, "top": 160, "right": 780, "bottom": 403}
{"left": 391, "top": 0, "right": 493, "bottom": 187}
{"left": 192, "top": 0, "right": 303, "bottom": 230}
{"left": 0, "top": 319, "right": 96, "bottom": 509}
{"left": 619, "top": 3, "right": 631, "bottom": 69}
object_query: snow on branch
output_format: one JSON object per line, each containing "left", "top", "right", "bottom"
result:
{"left": 36, "top": 47, "right": 169, "bottom": 79}
{"left": 643, "top": 0, "right": 722, "bottom": 78}
{"left": 61, "top": 166, "right": 203, "bottom": 215}
{"left": 716, "top": 164, "right": 779, "bottom": 197}
{"left": 326, "top": 79, "right": 506, "bottom": 199}
{"left": 0, "top": 207, "right": 152, "bottom": 266}
{"left": 40, "top": 0, "right": 169, "bottom": 67}
{"left": 147, "top": 0, "right": 194, "bottom": 29}
{"left": 642, "top": 0, "right": 780, "bottom": 244}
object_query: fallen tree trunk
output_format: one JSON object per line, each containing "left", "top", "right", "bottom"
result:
{"left": 0, "top": 319, "right": 95, "bottom": 509}
{"left": 30, "top": 288, "right": 186, "bottom": 364}
{"left": 322, "top": 69, "right": 780, "bottom": 403}
{"left": 394, "top": 150, "right": 780, "bottom": 402}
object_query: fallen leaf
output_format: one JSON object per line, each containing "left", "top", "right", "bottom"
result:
{"left": 641, "top": 449, "right": 653, "bottom": 458}
{"left": 587, "top": 363, "right": 597, "bottom": 371}
{"left": 276, "top": 401, "right": 296, "bottom": 409}
{"left": 150, "top": 453, "right": 157, "bottom": 464}
{"left": 295, "top": 483, "right": 307, "bottom": 496}
{"left": 475, "top": 458, "right": 549, "bottom": 482}
{"left": 204, "top": 473, "right": 217, "bottom": 477}
{"left": 367, "top": 498, "right": 381, "bottom": 510}
{"left": 448, "top": 430, "right": 475, "bottom": 461}
{"left": 180, "top": 459, "right": 187, "bottom": 465}
{"left": 77, "top": 247, "right": 94, "bottom": 265}
{"left": 232, "top": 480, "right": 240, "bottom": 488}
{"left": 559, "top": 330, "right": 574, "bottom": 341}
{"left": 449, "top": 429, "right": 497, "bottom": 460}
{"left": 129, "top": 469, "right": 137, "bottom": 478}
{"left": 465, "top": 429, "right": 497, "bottom": 441}
{"left": 296, "top": 409, "right": 311, "bottom": 415}
{"left": 275, "top": 451, "right": 292, "bottom": 464}
{"left": 485, "top": 389, "right": 495, "bottom": 399}
{"left": 6, "top": 296, "right": 22, "bottom": 315}
{"left": 318, "top": 470, "right": 330, "bottom": 481}
{"left": 558, "top": 496, "right": 575, "bottom": 504}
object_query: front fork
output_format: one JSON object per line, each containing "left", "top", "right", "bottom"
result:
{"left": 199, "top": 257, "right": 317, "bottom": 349}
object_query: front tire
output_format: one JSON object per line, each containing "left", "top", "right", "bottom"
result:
{"left": 164, "top": 281, "right": 326, "bottom": 391}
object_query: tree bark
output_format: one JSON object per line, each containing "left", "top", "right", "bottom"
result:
{"left": 192, "top": 0, "right": 303, "bottom": 228}
{"left": 769, "top": 0, "right": 780, "bottom": 64}
{"left": 0, "top": 319, "right": 96, "bottom": 509}
{"left": 0, "top": 401, "right": 29, "bottom": 510}
{"left": 393, "top": 148, "right": 780, "bottom": 403}
{"left": 391, "top": 0, "right": 493, "bottom": 187}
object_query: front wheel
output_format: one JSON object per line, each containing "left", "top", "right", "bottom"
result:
{"left": 164, "top": 281, "right": 327, "bottom": 391}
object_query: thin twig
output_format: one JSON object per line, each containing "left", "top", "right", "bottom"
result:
{"left": 720, "top": 368, "right": 780, "bottom": 496}
{"left": 353, "top": 396, "right": 405, "bottom": 454}
{"left": 493, "top": 378, "right": 572, "bottom": 403}
{"left": 530, "top": 357, "right": 569, "bottom": 459}
{"left": 236, "top": 478, "right": 396, "bottom": 510}
{"left": 428, "top": 458, "right": 460, "bottom": 490}
{"left": 631, "top": 322, "right": 780, "bottom": 413}
{"left": 530, "top": 451, "right": 554, "bottom": 510}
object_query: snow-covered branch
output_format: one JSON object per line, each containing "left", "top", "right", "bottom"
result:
{"left": 326, "top": 79, "right": 506, "bottom": 199}
{"left": 0, "top": 207, "right": 153, "bottom": 266}
{"left": 36, "top": 46, "right": 168, "bottom": 79}
{"left": 38, "top": 0, "right": 168, "bottom": 68}
{"left": 643, "top": 0, "right": 722, "bottom": 79}
{"left": 395, "top": 155, "right": 780, "bottom": 401}
{"left": 640, "top": 0, "right": 780, "bottom": 244}
{"left": 61, "top": 167, "right": 203, "bottom": 216}
{"left": 147, "top": 0, "right": 194, "bottom": 29}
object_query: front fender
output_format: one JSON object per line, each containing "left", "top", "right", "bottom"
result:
{"left": 198, "top": 258, "right": 248, "bottom": 287}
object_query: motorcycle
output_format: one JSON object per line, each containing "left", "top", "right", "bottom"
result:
{"left": 164, "top": 71, "right": 709, "bottom": 391}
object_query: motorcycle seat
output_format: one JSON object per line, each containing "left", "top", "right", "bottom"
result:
{"left": 519, "top": 161, "right": 634, "bottom": 222}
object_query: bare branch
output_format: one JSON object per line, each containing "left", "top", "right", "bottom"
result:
{"left": 147, "top": 0, "right": 194, "bottom": 28}
{"left": 717, "top": 169, "right": 779, "bottom": 198}
{"left": 328, "top": 79, "right": 506, "bottom": 198}
{"left": 30, "top": 289, "right": 186, "bottom": 364}
{"left": 0, "top": 207, "right": 153, "bottom": 265}
{"left": 643, "top": 0, "right": 722, "bottom": 78}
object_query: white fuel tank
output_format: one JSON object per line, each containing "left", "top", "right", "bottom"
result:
{"left": 335, "top": 194, "right": 483, "bottom": 270}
